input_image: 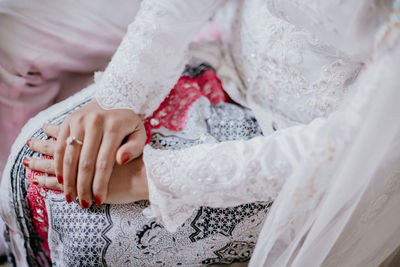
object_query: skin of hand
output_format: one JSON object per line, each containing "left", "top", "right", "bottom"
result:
{"left": 35, "top": 100, "right": 147, "bottom": 208}
{"left": 25, "top": 125, "right": 149, "bottom": 204}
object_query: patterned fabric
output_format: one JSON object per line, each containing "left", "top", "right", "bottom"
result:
{"left": 3, "top": 63, "right": 271, "bottom": 266}
{"left": 46, "top": 95, "right": 271, "bottom": 266}
{"left": 47, "top": 196, "right": 271, "bottom": 266}
{"left": 26, "top": 166, "right": 52, "bottom": 258}
{"left": 24, "top": 64, "right": 227, "bottom": 259}
{"left": 206, "top": 104, "right": 261, "bottom": 142}
{"left": 189, "top": 203, "right": 272, "bottom": 242}
{"left": 22, "top": 63, "right": 236, "bottom": 263}
{"left": 143, "top": 64, "right": 228, "bottom": 144}
{"left": 3, "top": 102, "right": 89, "bottom": 267}
{"left": 49, "top": 200, "right": 112, "bottom": 267}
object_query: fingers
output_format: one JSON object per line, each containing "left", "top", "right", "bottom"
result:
{"left": 62, "top": 128, "right": 84, "bottom": 206}
{"left": 43, "top": 123, "right": 60, "bottom": 138}
{"left": 24, "top": 158, "right": 56, "bottom": 175}
{"left": 27, "top": 138, "right": 56, "bottom": 156}
{"left": 38, "top": 100, "right": 144, "bottom": 209}
{"left": 33, "top": 175, "right": 63, "bottom": 191}
{"left": 116, "top": 124, "right": 147, "bottom": 165}
{"left": 25, "top": 123, "right": 59, "bottom": 157}
{"left": 92, "top": 132, "right": 121, "bottom": 206}
{"left": 54, "top": 123, "right": 70, "bottom": 185}
{"left": 76, "top": 126, "right": 102, "bottom": 207}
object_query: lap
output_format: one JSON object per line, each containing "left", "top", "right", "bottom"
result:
{"left": 1, "top": 68, "right": 270, "bottom": 266}
{"left": 0, "top": 85, "right": 94, "bottom": 266}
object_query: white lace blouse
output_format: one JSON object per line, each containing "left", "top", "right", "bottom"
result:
{"left": 94, "top": 0, "right": 391, "bottom": 231}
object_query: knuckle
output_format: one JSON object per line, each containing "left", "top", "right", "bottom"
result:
{"left": 96, "top": 159, "right": 110, "bottom": 172}
{"left": 54, "top": 146, "right": 64, "bottom": 156}
{"left": 42, "top": 141, "right": 50, "bottom": 151}
{"left": 64, "top": 155, "right": 74, "bottom": 166}
{"left": 107, "top": 121, "right": 122, "bottom": 133}
{"left": 71, "top": 115, "right": 85, "bottom": 126}
{"left": 55, "top": 140, "right": 66, "bottom": 155}
{"left": 88, "top": 113, "right": 103, "bottom": 126}
{"left": 63, "top": 116, "right": 71, "bottom": 124}
{"left": 137, "top": 121, "right": 145, "bottom": 131}
{"left": 45, "top": 161, "right": 54, "bottom": 171}
{"left": 80, "top": 159, "right": 94, "bottom": 172}
{"left": 54, "top": 162, "right": 62, "bottom": 173}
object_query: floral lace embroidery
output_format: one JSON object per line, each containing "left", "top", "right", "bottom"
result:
{"left": 97, "top": 0, "right": 367, "bottom": 133}
{"left": 230, "top": 0, "right": 363, "bottom": 125}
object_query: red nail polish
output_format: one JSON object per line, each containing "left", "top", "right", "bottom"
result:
{"left": 65, "top": 194, "right": 72, "bottom": 203}
{"left": 121, "top": 152, "right": 131, "bottom": 165}
{"left": 23, "top": 158, "right": 30, "bottom": 167}
{"left": 26, "top": 139, "right": 31, "bottom": 147}
{"left": 94, "top": 195, "right": 102, "bottom": 206}
{"left": 81, "top": 200, "right": 90, "bottom": 209}
{"left": 32, "top": 180, "right": 39, "bottom": 186}
{"left": 57, "top": 175, "right": 63, "bottom": 184}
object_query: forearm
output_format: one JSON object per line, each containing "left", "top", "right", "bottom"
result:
{"left": 142, "top": 118, "right": 328, "bottom": 231}
{"left": 95, "top": 0, "right": 221, "bottom": 116}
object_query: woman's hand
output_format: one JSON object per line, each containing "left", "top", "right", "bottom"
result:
{"left": 25, "top": 126, "right": 149, "bottom": 204}
{"left": 44, "top": 99, "right": 147, "bottom": 207}
{"left": 31, "top": 156, "right": 148, "bottom": 205}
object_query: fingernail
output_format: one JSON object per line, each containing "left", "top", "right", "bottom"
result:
{"left": 32, "top": 177, "right": 39, "bottom": 186}
{"left": 121, "top": 152, "right": 131, "bottom": 165}
{"left": 26, "top": 139, "right": 32, "bottom": 147}
{"left": 57, "top": 175, "right": 63, "bottom": 184}
{"left": 23, "top": 158, "right": 30, "bottom": 168}
{"left": 81, "top": 199, "right": 90, "bottom": 209}
{"left": 65, "top": 194, "right": 72, "bottom": 203}
{"left": 94, "top": 195, "right": 102, "bottom": 206}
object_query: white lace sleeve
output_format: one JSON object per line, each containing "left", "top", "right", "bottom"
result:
{"left": 95, "top": 0, "right": 221, "bottom": 116}
{"left": 142, "top": 118, "right": 329, "bottom": 232}
{"left": 270, "top": 0, "right": 391, "bottom": 59}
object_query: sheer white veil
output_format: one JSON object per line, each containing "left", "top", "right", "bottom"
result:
{"left": 250, "top": 2, "right": 400, "bottom": 266}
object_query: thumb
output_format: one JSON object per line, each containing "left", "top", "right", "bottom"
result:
{"left": 116, "top": 128, "right": 147, "bottom": 165}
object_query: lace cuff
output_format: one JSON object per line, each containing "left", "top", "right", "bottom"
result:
{"left": 95, "top": 0, "right": 220, "bottom": 117}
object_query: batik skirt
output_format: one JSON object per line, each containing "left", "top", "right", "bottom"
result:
{"left": 0, "top": 63, "right": 271, "bottom": 267}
